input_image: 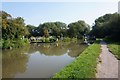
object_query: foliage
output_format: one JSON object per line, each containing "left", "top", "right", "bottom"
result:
{"left": 30, "top": 36, "right": 56, "bottom": 43}
{"left": 27, "top": 20, "right": 90, "bottom": 39}
{"left": 90, "top": 13, "right": 120, "bottom": 41}
{"left": 71, "top": 37, "right": 77, "bottom": 42}
{"left": 62, "top": 37, "right": 71, "bottom": 42}
{"left": 44, "top": 38, "right": 49, "bottom": 43}
{"left": 1, "top": 11, "right": 29, "bottom": 49}
{"left": 68, "top": 20, "right": 90, "bottom": 39}
{"left": 2, "top": 39, "right": 29, "bottom": 49}
{"left": 1, "top": 11, "right": 91, "bottom": 49}
{"left": 1, "top": 11, "right": 29, "bottom": 40}
{"left": 26, "top": 25, "right": 37, "bottom": 37}
{"left": 0, "top": 39, "right": 2, "bottom": 48}
{"left": 61, "top": 37, "right": 77, "bottom": 42}
{"left": 2, "top": 39, "right": 12, "bottom": 49}
{"left": 52, "top": 40, "right": 101, "bottom": 78}
{"left": 43, "top": 27, "right": 49, "bottom": 38}
{"left": 37, "top": 22, "right": 67, "bottom": 38}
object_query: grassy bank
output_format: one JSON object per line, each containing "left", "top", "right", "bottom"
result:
{"left": 107, "top": 42, "right": 120, "bottom": 60}
{"left": 104, "top": 38, "right": 120, "bottom": 60}
{"left": 52, "top": 40, "right": 101, "bottom": 78}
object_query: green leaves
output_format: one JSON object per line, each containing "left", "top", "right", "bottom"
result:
{"left": 90, "top": 13, "right": 120, "bottom": 41}
{"left": 1, "top": 11, "right": 30, "bottom": 49}
{"left": 68, "top": 20, "right": 90, "bottom": 38}
{"left": 1, "top": 11, "right": 29, "bottom": 40}
{"left": 27, "top": 20, "right": 90, "bottom": 39}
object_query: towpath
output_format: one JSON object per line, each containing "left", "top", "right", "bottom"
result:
{"left": 96, "top": 40, "right": 118, "bottom": 78}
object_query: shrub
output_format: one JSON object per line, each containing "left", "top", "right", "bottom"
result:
{"left": 62, "top": 37, "right": 71, "bottom": 42}
{"left": 41, "top": 37, "right": 45, "bottom": 42}
{"left": 45, "top": 38, "right": 50, "bottom": 43}
{"left": 71, "top": 37, "right": 77, "bottom": 42}
{"left": 49, "top": 37, "right": 56, "bottom": 42}
{"left": 2, "top": 39, "right": 11, "bottom": 49}
{"left": 2, "top": 39, "right": 29, "bottom": 49}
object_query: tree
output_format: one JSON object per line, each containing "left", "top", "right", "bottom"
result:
{"left": 43, "top": 27, "right": 49, "bottom": 38}
{"left": 67, "top": 20, "right": 90, "bottom": 39}
{"left": 1, "top": 11, "right": 29, "bottom": 40}
{"left": 26, "top": 25, "right": 37, "bottom": 37}
{"left": 37, "top": 22, "right": 67, "bottom": 38}
{"left": 90, "top": 13, "right": 120, "bottom": 41}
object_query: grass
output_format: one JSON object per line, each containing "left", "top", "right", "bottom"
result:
{"left": 104, "top": 38, "right": 120, "bottom": 60}
{"left": 52, "top": 40, "right": 101, "bottom": 78}
{"left": 107, "top": 42, "right": 120, "bottom": 60}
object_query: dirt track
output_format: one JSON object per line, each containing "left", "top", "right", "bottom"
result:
{"left": 96, "top": 40, "right": 118, "bottom": 78}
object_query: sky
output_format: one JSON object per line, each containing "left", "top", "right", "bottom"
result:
{"left": 2, "top": 2, "right": 118, "bottom": 26}
{"left": 1, "top": 0, "right": 119, "bottom": 2}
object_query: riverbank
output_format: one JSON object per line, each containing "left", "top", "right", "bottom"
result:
{"left": 30, "top": 37, "right": 78, "bottom": 43}
{"left": 1, "top": 37, "right": 79, "bottom": 49}
{"left": 52, "top": 40, "right": 101, "bottom": 78}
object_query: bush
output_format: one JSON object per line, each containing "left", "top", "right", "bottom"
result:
{"left": 45, "top": 38, "right": 50, "bottom": 43}
{"left": 0, "top": 39, "right": 3, "bottom": 48}
{"left": 62, "top": 37, "right": 71, "bottom": 42}
{"left": 2, "top": 39, "right": 12, "bottom": 49}
{"left": 71, "top": 37, "right": 77, "bottom": 42}
{"left": 40, "top": 36, "right": 56, "bottom": 43}
{"left": 49, "top": 37, "right": 56, "bottom": 42}
{"left": 2, "top": 39, "right": 29, "bottom": 49}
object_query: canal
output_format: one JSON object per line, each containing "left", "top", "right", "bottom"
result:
{"left": 2, "top": 42, "right": 87, "bottom": 78}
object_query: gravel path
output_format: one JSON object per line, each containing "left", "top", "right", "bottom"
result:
{"left": 96, "top": 40, "right": 118, "bottom": 78}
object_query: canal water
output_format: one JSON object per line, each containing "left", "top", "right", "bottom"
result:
{"left": 2, "top": 42, "right": 87, "bottom": 78}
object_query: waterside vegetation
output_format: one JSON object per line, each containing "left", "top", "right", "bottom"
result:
{"left": 53, "top": 40, "right": 101, "bottom": 78}
{"left": 1, "top": 11, "right": 90, "bottom": 49}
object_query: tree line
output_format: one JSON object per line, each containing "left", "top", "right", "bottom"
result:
{"left": 27, "top": 20, "right": 90, "bottom": 39}
{"left": 90, "top": 13, "right": 120, "bottom": 41}
{"left": 1, "top": 11, "right": 120, "bottom": 48}
{"left": 1, "top": 11, "right": 90, "bottom": 40}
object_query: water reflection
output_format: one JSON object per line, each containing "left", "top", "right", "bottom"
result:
{"left": 2, "top": 46, "right": 30, "bottom": 78}
{"left": 28, "top": 43, "right": 67, "bottom": 56}
{"left": 2, "top": 42, "right": 87, "bottom": 78}
{"left": 67, "top": 43, "right": 87, "bottom": 57}
{"left": 28, "top": 42, "right": 87, "bottom": 57}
